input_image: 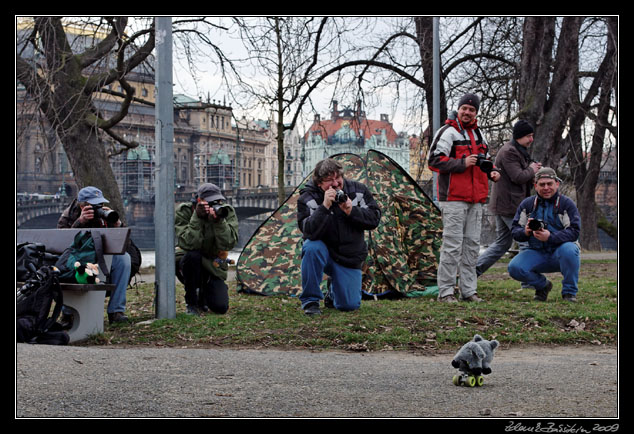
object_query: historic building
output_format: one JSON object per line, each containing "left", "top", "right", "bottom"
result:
{"left": 303, "top": 100, "right": 410, "bottom": 173}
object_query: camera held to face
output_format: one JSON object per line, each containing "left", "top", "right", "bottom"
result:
{"left": 475, "top": 154, "right": 494, "bottom": 174}
{"left": 528, "top": 218, "right": 547, "bottom": 232}
{"left": 211, "top": 201, "right": 230, "bottom": 219}
{"left": 335, "top": 190, "right": 348, "bottom": 204}
{"left": 92, "top": 204, "right": 119, "bottom": 225}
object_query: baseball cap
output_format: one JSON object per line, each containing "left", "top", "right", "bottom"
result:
{"left": 78, "top": 186, "right": 109, "bottom": 205}
{"left": 198, "top": 183, "right": 225, "bottom": 202}
{"left": 535, "top": 167, "right": 560, "bottom": 182}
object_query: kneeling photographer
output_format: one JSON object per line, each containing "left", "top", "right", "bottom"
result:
{"left": 297, "top": 158, "right": 381, "bottom": 315}
{"left": 57, "top": 186, "right": 131, "bottom": 324}
{"left": 174, "top": 183, "right": 238, "bottom": 316}
{"left": 508, "top": 168, "right": 581, "bottom": 302}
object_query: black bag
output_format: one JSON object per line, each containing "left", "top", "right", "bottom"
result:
{"left": 16, "top": 242, "right": 59, "bottom": 282}
{"left": 16, "top": 266, "right": 69, "bottom": 345}
{"left": 55, "top": 231, "right": 109, "bottom": 283}
{"left": 126, "top": 238, "right": 142, "bottom": 284}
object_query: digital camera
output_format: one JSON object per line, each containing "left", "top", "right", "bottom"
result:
{"left": 335, "top": 190, "right": 348, "bottom": 204}
{"left": 92, "top": 204, "right": 119, "bottom": 225}
{"left": 475, "top": 154, "right": 494, "bottom": 174}
{"left": 528, "top": 218, "right": 547, "bottom": 231}
{"left": 211, "top": 202, "right": 230, "bottom": 218}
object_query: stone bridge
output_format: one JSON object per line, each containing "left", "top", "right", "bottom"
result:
{"left": 16, "top": 198, "right": 68, "bottom": 228}
{"left": 16, "top": 187, "right": 296, "bottom": 249}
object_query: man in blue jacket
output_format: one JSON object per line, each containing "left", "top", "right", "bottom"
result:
{"left": 297, "top": 158, "right": 381, "bottom": 315}
{"left": 508, "top": 168, "right": 581, "bottom": 302}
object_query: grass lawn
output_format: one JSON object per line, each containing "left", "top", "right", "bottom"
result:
{"left": 84, "top": 257, "right": 617, "bottom": 353}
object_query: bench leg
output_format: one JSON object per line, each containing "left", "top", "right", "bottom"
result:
{"left": 61, "top": 290, "right": 106, "bottom": 342}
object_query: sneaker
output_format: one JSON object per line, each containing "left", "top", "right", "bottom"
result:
{"left": 562, "top": 294, "right": 577, "bottom": 303}
{"left": 438, "top": 294, "right": 458, "bottom": 303}
{"left": 59, "top": 313, "right": 74, "bottom": 330}
{"left": 186, "top": 305, "right": 201, "bottom": 316}
{"left": 108, "top": 312, "right": 129, "bottom": 324}
{"left": 462, "top": 294, "right": 484, "bottom": 302}
{"left": 303, "top": 302, "right": 322, "bottom": 315}
{"left": 533, "top": 280, "right": 553, "bottom": 301}
{"left": 324, "top": 291, "right": 334, "bottom": 309}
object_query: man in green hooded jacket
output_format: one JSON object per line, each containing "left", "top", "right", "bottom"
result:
{"left": 175, "top": 183, "right": 239, "bottom": 315}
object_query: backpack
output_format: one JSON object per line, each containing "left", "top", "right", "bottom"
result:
{"left": 55, "top": 231, "right": 109, "bottom": 283}
{"left": 16, "top": 242, "right": 59, "bottom": 282}
{"left": 16, "top": 266, "right": 69, "bottom": 345}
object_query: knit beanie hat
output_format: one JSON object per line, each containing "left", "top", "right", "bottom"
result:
{"left": 513, "top": 120, "right": 534, "bottom": 140}
{"left": 458, "top": 93, "right": 480, "bottom": 112}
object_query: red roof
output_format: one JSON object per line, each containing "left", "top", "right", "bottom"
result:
{"left": 305, "top": 117, "right": 399, "bottom": 143}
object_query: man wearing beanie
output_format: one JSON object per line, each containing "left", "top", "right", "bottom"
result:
{"left": 476, "top": 119, "right": 542, "bottom": 277}
{"left": 428, "top": 93, "right": 500, "bottom": 303}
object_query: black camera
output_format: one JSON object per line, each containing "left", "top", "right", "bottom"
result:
{"left": 335, "top": 190, "right": 348, "bottom": 204}
{"left": 528, "top": 218, "right": 547, "bottom": 231}
{"left": 475, "top": 154, "right": 494, "bottom": 174}
{"left": 211, "top": 202, "right": 230, "bottom": 219}
{"left": 92, "top": 204, "right": 119, "bottom": 225}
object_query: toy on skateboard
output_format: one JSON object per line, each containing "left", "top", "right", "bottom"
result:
{"left": 452, "top": 371, "right": 484, "bottom": 387}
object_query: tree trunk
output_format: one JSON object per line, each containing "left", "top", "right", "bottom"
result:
{"left": 519, "top": 17, "right": 581, "bottom": 168}
{"left": 567, "top": 17, "right": 617, "bottom": 250}
{"left": 61, "top": 123, "right": 126, "bottom": 225}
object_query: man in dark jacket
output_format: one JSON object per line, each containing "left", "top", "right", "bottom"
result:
{"left": 508, "top": 168, "right": 581, "bottom": 302}
{"left": 476, "top": 120, "right": 542, "bottom": 276}
{"left": 297, "top": 158, "right": 381, "bottom": 315}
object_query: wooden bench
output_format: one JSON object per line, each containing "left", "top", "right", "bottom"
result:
{"left": 17, "top": 228, "right": 131, "bottom": 342}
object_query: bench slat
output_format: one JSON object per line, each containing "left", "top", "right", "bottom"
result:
{"left": 17, "top": 282, "right": 115, "bottom": 292}
{"left": 17, "top": 228, "right": 131, "bottom": 255}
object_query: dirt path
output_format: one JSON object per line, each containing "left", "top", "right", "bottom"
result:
{"left": 16, "top": 343, "right": 617, "bottom": 419}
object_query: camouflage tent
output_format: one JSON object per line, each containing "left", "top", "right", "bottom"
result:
{"left": 236, "top": 150, "right": 442, "bottom": 298}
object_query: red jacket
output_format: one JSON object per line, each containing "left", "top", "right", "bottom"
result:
{"left": 428, "top": 116, "right": 494, "bottom": 203}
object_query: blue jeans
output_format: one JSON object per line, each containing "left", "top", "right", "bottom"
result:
{"left": 107, "top": 253, "right": 131, "bottom": 314}
{"left": 507, "top": 242, "right": 580, "bottom": 296}
{"left": 300, "top": 239, "right": 362, "bottom": 311}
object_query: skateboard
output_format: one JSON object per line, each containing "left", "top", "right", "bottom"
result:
{"left": 452, "top": 372, "right": 484, "bottom": 387}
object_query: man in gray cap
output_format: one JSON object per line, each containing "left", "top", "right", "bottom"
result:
{"left": 508, "top": 168, "right": 581, "bottom": 302}
{"left": 174, "top": 183, "right": 239, "bottom": 315}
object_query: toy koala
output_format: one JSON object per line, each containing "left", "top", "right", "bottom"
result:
{"left": 451, "top": 334, "right": 499, "bottom": 387}
{"left": 213, "top": 251, "right": 235, "bottom": 268}
{"left": 73, "top": 261, "right": 100, "bottom": 284}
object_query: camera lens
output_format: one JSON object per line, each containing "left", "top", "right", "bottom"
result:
{"left": 212, "top": 204, "right": 229, "bottom": 218}
{"left": 335, "top": 190, "right": 348, "bottom": 204}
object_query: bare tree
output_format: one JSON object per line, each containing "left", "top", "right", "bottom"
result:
{"left": 519, "top": 17, "right": 583, "bottom": 167}
{"left": 230, "top": 17, "right": 375, "bottom": 204}
{"left": 566, "top": 17, "right": 618, "bottom": 249}
{"left": 16, "top": 16, "right": 231, "bottom": 222}
{"left": 16, "top": 17, "right": 156, "bottom": 221}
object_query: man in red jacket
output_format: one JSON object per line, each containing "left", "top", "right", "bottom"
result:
{"left": 429, "top": 93, "right": 500, "bottom": 303}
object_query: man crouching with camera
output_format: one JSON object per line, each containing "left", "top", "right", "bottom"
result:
{"left": 508, "top": 168, "right": 581, "bottom": 302}
{"left": 297, "top": 158, "right": 381, "bottom": 315}
{"left": 175, "top": 183, "right": 238, "bottom": 315}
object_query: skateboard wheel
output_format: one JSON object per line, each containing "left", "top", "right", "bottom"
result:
{"left": 453, "top": 375, "right": 460, "bottom": 386}
{"left": 467, "top": 376, "right": 476, "bottom": 387}
{"left": 476, "top": 375, "right": 484, "bottom": 386}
